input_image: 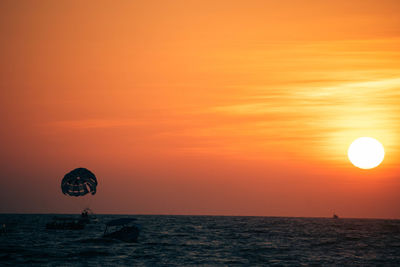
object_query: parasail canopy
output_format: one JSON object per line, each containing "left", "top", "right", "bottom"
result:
{"left": 61, "top": 168, "right": 97, "bottom": 197}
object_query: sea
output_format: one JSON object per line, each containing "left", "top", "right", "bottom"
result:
{"left": 0, "top": 214, "right": 400, "bottom": 266}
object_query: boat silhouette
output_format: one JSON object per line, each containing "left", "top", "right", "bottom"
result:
{"left": 103, "top": 218, "right": 140, "bottom": 242}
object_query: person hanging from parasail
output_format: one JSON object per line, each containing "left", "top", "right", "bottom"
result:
{"left": 61, "top": 167, "right": 98, "bottom": 223}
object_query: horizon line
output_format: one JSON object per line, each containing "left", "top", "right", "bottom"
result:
{"left": 1, "top": 212, "right": 398, "bottom": 220}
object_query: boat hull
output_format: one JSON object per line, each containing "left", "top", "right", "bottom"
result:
{"left": 103, "top": 226, "right": 140, "bottom": 242}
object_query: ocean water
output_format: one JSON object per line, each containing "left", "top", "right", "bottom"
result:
{"left": 0, "top": 214, "right": 400, "bottom": 266}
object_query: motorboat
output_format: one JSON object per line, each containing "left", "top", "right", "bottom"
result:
{"left": 46, "top": 216, "right": 86, "bottom": 230}
{"left": 103, "top": 218, "right": 140, "bottom": 242}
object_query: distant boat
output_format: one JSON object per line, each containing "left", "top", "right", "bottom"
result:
{"left": 103, "top": 218, "right": 140, "bottom": 242}
{"left": 46, "top": 216, "right": 85, "bottom": 230}
{"left": 333, "top": 214, "right": 339, "bottom": 219}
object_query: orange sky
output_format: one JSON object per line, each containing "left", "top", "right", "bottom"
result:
{"left": 1, "top": 0, "right": 399, "bottom": 218}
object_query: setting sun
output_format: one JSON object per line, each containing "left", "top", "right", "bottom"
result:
{"left": 348, "top": 137, "right": 385, "bottom": 169}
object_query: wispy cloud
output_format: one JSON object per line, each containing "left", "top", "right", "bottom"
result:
{"left": 196, "top": 76, "right": 400, "bottom": 163}
{"left": 49, "top": 119, "right": 141, "bottom": 129}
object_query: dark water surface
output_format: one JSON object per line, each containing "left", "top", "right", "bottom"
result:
{"left": 1, "top": 214, "right": 400, "bottom": 266}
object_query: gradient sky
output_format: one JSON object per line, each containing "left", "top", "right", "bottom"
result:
{"left": 1, "top": 0, "right": 400, "bottom": 218}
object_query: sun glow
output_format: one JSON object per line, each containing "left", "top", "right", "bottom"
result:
{"left": 348, "top": 137, "right": 385, "bottom": 169}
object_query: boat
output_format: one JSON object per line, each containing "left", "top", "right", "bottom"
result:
{"left": 80, "top": 208, "right": 98, "bottom": 224}
{"left": 46, "top": 216, "right": 86, "bottom": 230}
{"left": 103, "top": 218, "right": 140, "bottom": 242}
{"left": 333, "top": 214, "right": 339, "bottom": 219}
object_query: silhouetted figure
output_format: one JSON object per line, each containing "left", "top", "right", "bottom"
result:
{"left": 0, "top": 224, "right": 6, "bottom": 234}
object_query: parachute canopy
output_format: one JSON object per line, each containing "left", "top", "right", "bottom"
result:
{"left": 61, "top": 168, "right": 97, "bottom": 197}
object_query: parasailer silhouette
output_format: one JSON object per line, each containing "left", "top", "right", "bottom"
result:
{"left": 61, "top": 168, "right": 97, "bottom": 197}
{"left": 46, "top": 168, "right": 99, "bottom": 229}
